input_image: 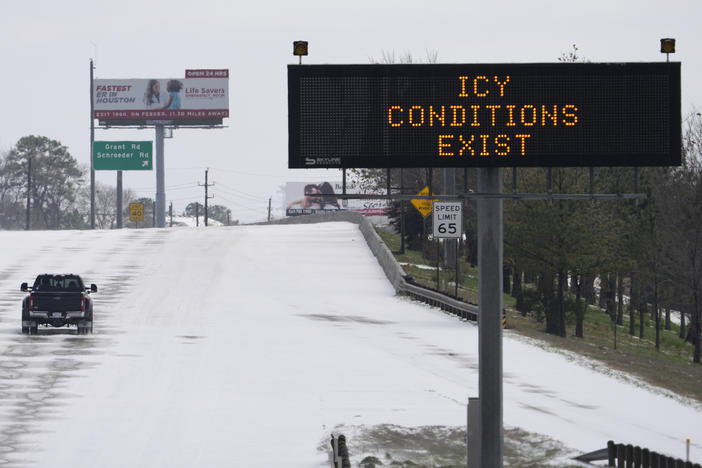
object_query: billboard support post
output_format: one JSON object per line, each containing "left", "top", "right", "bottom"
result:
{"left": 89, "top": 59, "right": 95, "bottom": 229}
{"left": 477, "top": 167, "right": 503, "bottom": 468}
{"left": 116, "top": 171, "right": 123, "bottom": 229}
{"left": 155, "top": 125, "right": 166, "bottom": 228}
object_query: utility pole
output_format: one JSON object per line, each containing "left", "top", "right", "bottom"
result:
{"left": 169, "top": 202, "right": 173, "bottom": 227}
{"left": 267, "top": 197, "right": 272, "bottom": 221}
{"left": 195, "top": 203, "right": 200, "bottom": 227}
{"left": 89, "top": 59, "right": 95, "bottom": 229}
{"left": 152, "top": 199, "right": 156, "bottom": 227}
{"left": 199, "top": 168, "right": 214, "bottom": 226}
{"left": 25, "top": 157, "right": 31, "bottom": 230}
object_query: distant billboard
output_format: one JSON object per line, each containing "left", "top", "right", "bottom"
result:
{"left": 285, "top": 181, "right": 388, "bottom": 217}
{"left": 94, "top": 69, "right": 229, "bottom": 126}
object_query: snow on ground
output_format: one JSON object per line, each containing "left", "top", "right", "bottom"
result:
{"left": 0, "top": 222, "right": 699, "bottom": 467}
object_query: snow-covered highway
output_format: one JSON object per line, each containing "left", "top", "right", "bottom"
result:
{"left": 0, "top": 223, "right": 699, "bottom": 467}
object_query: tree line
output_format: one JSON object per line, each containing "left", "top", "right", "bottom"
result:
{"left": 0, "top": 135, "right": 236, "bottom": 230}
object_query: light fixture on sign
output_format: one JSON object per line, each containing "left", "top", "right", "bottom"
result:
{"left": 660, "top": 38, "right": 675, "bottom": 62}
{"left": 293, "top": 41, "right": 308, "bottom": 64}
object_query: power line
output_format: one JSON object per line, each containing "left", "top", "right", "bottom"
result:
{"left": 215, "top": 183, "right": 269, "bottom": 202}
{"left": 215, "top": 194, "right": 269, "bottom": 215}
{"left": 128, "top": 182, "right": 196, "bottom": 191}
{"left": 208, "top": 166, "right": 338, "bottom": 180}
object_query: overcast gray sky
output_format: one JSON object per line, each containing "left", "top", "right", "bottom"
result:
{"left": 1, "top": 0, "right": 700, "bottom": 223}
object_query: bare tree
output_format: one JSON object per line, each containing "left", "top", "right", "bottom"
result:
{"left": 92, "top": 182, "right": 136, "bottom": 229}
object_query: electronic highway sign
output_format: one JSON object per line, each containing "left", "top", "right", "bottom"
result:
{"left": 288, "top": 63, "right": 680, "bottom": 168}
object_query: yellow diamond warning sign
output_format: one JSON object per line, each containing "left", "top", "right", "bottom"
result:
{"left": 411, "top": 186, "right": 437, "bottom": 218}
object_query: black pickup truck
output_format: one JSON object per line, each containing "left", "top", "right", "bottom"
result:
{"left": 21, "top": 274, "right": 97, "bottom": 335}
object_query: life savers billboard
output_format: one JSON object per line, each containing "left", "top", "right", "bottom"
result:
{"left": 93, "top": 69, "right": 229, "bottom": 126}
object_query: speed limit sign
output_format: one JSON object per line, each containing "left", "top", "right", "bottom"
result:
{"left": 129, "top": 202, "right": 144, "bottom": 222}
{"left": 432, "top": 201, "right": 462, "bottom": 238}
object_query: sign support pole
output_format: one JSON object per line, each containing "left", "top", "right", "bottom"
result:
{"left": 455, "top": 238, "right": 459, "bottom": 297}
{"left": 116, "top": 170, "right": 123, "bottom": 228}
{"left": 443, "top": 168, "right": 456, "bottom": 267}
{"left": 155, "top": 125, "right": 166, "bottom": 228}
{"left": 436, "top": 240, "right": 440, "bottom": 291}
{"left": 400, "top": 169, "right": 405, "bottom": 254}
{"left": 477, "top": 167, "right": 503, "bottom": 468}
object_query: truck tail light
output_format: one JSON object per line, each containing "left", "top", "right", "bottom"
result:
{"left": 29, "top": 295, "right": 34, "bottom": 310}
{"left": 81, "top": 294, "right": 86, "bottom": 312}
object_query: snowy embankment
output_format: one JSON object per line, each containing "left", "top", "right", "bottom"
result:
{"left": 0, "top": 223, "right": 699, "bottom": 467}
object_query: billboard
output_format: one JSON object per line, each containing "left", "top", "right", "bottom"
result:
{"left": 285, "top": 181, "right": 388, "bottom": 217}
{"left": 288, "top": 63, "right": 681, "bottom": 168}
{"left": 94, "top": 69, "right": 228, "bottom": 126}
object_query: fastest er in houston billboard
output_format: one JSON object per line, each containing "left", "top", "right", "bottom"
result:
{"left": 94, "top": 69, "right": 229, "bottom": 126}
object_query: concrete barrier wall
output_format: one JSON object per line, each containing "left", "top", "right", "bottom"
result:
{"left": 257, "top": 211, "right": 365, "bottom": 226}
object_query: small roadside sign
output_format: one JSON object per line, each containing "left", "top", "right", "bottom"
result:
{"left": 411, "top": 186, "right": 437, "bottom": 218}
{"left": 129, "top": 203, "right": 144, "bottom": 222}
{"left": 432, "top": 201, "right": 462, "bottom": 238}
{"left": 93, "top": 141, "right": 153, "bottom": 171}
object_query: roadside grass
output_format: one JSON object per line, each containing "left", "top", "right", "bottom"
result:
{"left": 376, "top": 227, "right": 702, "bottom": 403}
{"left": 324, "top": 424, "right": 582, "bottom": 468}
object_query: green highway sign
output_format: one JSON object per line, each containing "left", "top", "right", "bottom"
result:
{"left": 93, "top": 141, "right": 153, "bottom": 171}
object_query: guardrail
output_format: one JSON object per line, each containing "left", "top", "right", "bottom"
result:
{"left": 605, "top": 440, "right": 699, "bottom": 468}
{"left": 256, "top": 212, "right": 479, "bottom": 321}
